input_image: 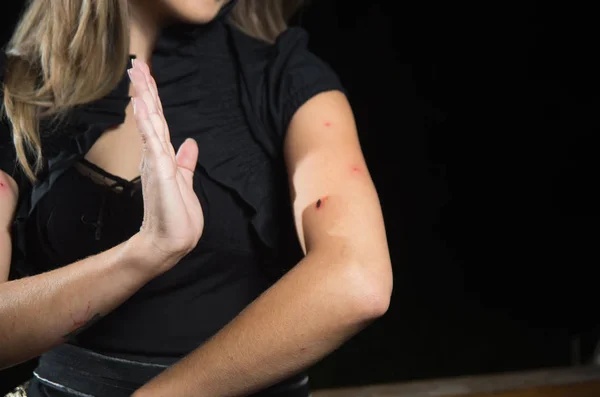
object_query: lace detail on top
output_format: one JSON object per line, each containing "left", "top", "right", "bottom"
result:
{"left": 74, "top": 158, "right": 142, "bottom": 196}
{"left": 73, "top": 158, "right": 142, "bottom": 241}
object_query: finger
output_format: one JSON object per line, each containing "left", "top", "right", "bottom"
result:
{"left": 134, "top": 59, "right": 164, "bottom": 115}
{"left": 150, "top": 75, "right": 171, "bottom": 145}
{"left": 151, "top": 77, "right": 164, "bottom": 114}
{"left": 132, "top": 97, "right": 164, "bottom": 158}
{"left": 128, "top": 67, "right": 166, "bottom": 146}
{"left": 176, "top": 138, "right": 198, "bottom": 187}
{"left": 175, "top": 140, "right": 202, "bottom": 232}
{"left": 175, "top": 169, "right": 202, "bottom": 238}
{"left": 144, "top": 68, "right": 171, "bottom": 148}
{"left": 131, "top": 62, "right": 173, "bottom": 157}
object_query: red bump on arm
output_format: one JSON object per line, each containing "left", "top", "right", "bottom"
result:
{"left": 324, "top": 121, "right": 332, "bottom": 127}
{"left": 350, "top": 165, "right": 362, "bottom": 174}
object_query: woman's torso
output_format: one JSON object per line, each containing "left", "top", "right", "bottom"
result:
{"left": 25, "top": 20, "right": 273, "bottom": 359}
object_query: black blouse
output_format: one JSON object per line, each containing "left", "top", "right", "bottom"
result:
{"left": 0, "top": 17, "right": 344, "bottom": 358}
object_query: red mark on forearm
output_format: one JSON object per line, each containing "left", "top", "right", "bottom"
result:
{"left": 316, "top": 196, "right": 329, "bottom": 209}
{"left": 324, "top": 121, "right": 332, "bottom": 127}
{"left": 70, "top": 301, "right": 92, "bottom": 328}
{"left": 64, "top": 301, "right": 102, "bottom": 340}
{"left": 0, "top": 182, "right": 5, "bottom": 188}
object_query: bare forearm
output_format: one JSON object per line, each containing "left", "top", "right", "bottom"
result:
{"left": 1, "top": 168, "right": 18, "bottom": 282}
{"left": 0, "top": 231, "right": 10, "bottom": 282}
{"left": 135, "top": 253, "right": 388, "bottom": 397}
{"left": 0, "top": 233, "right": 168, "bottom": 369}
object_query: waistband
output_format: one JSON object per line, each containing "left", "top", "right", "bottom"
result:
{"left": 33, "top": 343, "right": 310, "bottom": 397}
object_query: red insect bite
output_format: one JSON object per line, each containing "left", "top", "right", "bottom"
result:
{"left": 324, "top": 121, "right": 332, "bottom": 127}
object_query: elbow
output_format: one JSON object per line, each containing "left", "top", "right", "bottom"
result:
{"left": 361, "top": 277, "right": 392, "bottom": 319}
{"left": 343, "top": 259, "right": 393, "bottom": 320}
{"left": 372, "top": 285, "right": 392, "bottom": 317}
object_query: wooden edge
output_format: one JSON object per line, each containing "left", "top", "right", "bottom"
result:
{"left": 311, "top": 365, "right": 600, "bottom": 397}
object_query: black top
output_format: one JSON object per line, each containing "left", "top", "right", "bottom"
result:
{"left": 0, "top": 17, "right": 344, "bottom": 359}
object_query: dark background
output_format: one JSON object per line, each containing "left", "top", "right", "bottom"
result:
{"left": 2, "top": 0, "right": 599, "bottom": 393}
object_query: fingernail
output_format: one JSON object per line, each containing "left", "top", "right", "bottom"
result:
{"left": 131, "top": 97, "right": 137, "bottom": 114}
{"left": 127, "top": 68, "right": 133, "bottom": 81}
{"left": 131, "top": 58, "right": 137, "bottom": 68}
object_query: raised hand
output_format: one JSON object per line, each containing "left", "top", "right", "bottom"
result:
{"left": 128, "top": 60, "right": 204, "bottom": 273}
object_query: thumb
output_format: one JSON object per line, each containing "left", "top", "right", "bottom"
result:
{"left": 176, "top": 138, "right": 199, "bottom": 184}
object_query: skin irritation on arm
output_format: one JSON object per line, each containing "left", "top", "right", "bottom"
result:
{"left": 315, "top": 166, "right": 363, "bottom": 210}
{"left": 63, "top": 301, "right": 102, "bottom": 340}
{"left": 0, "top": 171, "right": 19, "bottom": 206}
{"left": 297, "top": 155, "right": 374, "bottom": 258}
{"left": 70, "top": 301, "right": 92, "bottom": 329}
{"left": 315, "top": 119, "right": 364, "bottom": 211}
{"left": 131, "top": 89, "right": 391, "bottom": 397}
{"left": 0, "top": 176, "right": 15, "bottom": 196}
{"left": 286, "top": 91, "right": 390, "bottom": 286}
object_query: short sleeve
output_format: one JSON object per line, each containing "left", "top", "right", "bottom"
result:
{"left": 266, "top": 27, "right": 346, "bottom": 139}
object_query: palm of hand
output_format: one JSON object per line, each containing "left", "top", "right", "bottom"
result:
{"left": 128, "top": 60, "right": 204, "bottom": 257}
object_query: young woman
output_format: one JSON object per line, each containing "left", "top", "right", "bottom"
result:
{"left": 0, "top": 0, "right": 393, "bottom": 395}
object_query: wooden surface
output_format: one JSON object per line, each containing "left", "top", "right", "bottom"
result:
{"left": 471, "top": 380, "right": 600, "bottom": 397}
{"left": 312, "top": 366, "right": 600, "bottom": 397}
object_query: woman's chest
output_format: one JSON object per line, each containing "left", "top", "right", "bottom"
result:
{"left": 32, "top": 83, "right": 259, "bottom": 269}
{"left": 25, "top": 47, "right": 289, "bottom": 274}
{"left": 83, "top": 67, "right": 245, "bottom": 185}
{"left": 29, "top": 159, "right": 257, "bottom": 271}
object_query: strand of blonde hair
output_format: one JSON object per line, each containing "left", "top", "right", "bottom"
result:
{"left": 1, "top": 0, "right": 305, "bottom": 182}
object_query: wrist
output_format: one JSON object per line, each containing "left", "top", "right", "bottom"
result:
{"left": 125, "top": 232, "right": 180, "bottom": 279}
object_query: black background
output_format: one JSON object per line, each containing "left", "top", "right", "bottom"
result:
{"left": 1, "top": 0, "right": 599, "bottom": 393}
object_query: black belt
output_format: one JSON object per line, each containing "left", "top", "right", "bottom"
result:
{"left": 31, "top": 343, "right": 310, "bottom": 397}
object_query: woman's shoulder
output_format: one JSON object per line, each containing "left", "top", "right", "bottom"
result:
{"left": 229, "top": 24, "right": 335, "bottom": 74}
{"left": 228, "top": 24, "right": 345, "bottom": 138}
{"left": 268, "top": 26, "right": 345, "bottom": 106}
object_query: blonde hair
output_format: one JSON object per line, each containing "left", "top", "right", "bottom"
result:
{"left": 1, "top": 0, "right": 306, "bottom": 182}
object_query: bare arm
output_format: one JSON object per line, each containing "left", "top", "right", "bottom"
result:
{"left": 0, "top": 59, "right": 204, "bottom": 369}
{"left": 0, "top": 231, "right": 10, "bottom": 282}
{"left": 1, "top": 168, "right": 166, "bottom": 370}
{"left": 134, "top": 90, "right": 392, "bottom": 396}
{"left": 0, "top": 231, "right": 172, "bottom": 370}
{"left": 1, "top": 170, "right": 19, "bottom": 281}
